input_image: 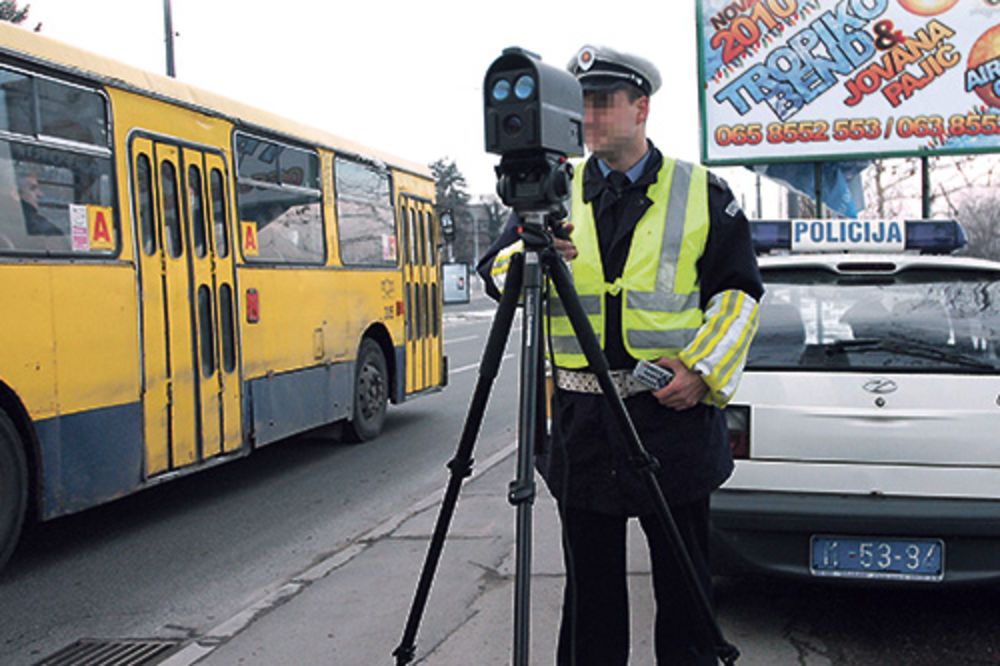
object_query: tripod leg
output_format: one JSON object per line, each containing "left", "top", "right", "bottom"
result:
{"left": 393, "top": 254, "right": 525, "bottom": 666}
{"left": 545, "top": 254, "right": 740, "bottom": 666}
{"left": 510, "top": 248, "right": 547, "bottom": 666}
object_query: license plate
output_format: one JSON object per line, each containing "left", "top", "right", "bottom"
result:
{"left": 810, "top": 535, "right": 944, "bottom": 581}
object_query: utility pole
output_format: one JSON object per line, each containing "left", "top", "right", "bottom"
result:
{"left": 163, "top": 0, "right": 176, "bottom": 77}
{"left": 755, "top": 172, "right": 762, "bottom": 218}
{"left": 471, "top": 210, "right": 480, "bottom": 264}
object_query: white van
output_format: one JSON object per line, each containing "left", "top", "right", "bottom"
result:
{"left": 712, "top": 219, "right": 1000, "bottom": 583}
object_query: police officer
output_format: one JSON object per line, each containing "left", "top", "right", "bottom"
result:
{"left": 478, "top": 45, "right": 763, "bottom": 665}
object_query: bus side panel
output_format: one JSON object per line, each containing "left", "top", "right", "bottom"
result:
{"left": 49, "top": 264, "right": 141, "bottom": 417}
{"left": 0, "top": 261, "right": 143, "bottom": 519}
{"left": 237, "top": 268, "right": 402, "bottom": 375}
{"left": 43, "top": 263, "right": 142, "bottom": 517}
{"left": 249, "top": 362, "right": 352, "bottom": 446}
{"left": 34, "top": 401, "right": 142, "bottom": 519}
{"left": 393, "top": 346, "right": 406, "bottom": 403}
{"left": 0, "top": 264, "right": 57, "bottom": 416}
{"left": 236, "top": 266, "right": 402, "bottom": 442}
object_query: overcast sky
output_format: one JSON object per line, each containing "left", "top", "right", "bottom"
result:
{"left": 26, "top": 0, "right": 772, "bottom": 207}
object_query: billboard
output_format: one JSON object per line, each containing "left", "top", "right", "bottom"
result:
{"left": 698, "top": 0, "right": 1000, "bottom": 165}
{"left": 442, "top": 262, "right": 470, "bottom": 304}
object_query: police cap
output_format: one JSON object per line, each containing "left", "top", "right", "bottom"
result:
{"left": 567, "top": 44, "right": 661, "bottom": 97}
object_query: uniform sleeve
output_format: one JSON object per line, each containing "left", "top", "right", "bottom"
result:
{"left": 677, "top": 173, "right": 764, "bottom": 407}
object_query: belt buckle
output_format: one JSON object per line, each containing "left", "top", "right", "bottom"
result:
{"left": 612, "top": 371, "right": 628, "bottom": 398}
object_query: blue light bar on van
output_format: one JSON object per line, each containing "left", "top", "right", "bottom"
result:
{"left": 750, "top": 219, "right": 966, "bottom": 255}
{"left": 905, "top": 219, "right": 967, "bottom": 253}
{"left": 749, "top": 220, "right": 791, "bottom": 254}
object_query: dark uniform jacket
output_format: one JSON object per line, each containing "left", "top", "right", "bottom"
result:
{"left": 477, "top": 143, "right": 763, "bottom": 514}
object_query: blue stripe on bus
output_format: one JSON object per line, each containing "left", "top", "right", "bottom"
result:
{"left": 35, "top": 401, "right": 143, "bottom": 520}
{"left": 394, "top": 345, "right": 406, "bottom": 403}
{"left": 250, "top": 362, "right": 353, "bottom": 447}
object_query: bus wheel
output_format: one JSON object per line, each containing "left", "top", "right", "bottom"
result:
{"left": 0, "top": 409, "right": 27, "bottom": 571}
{"left": 346, "top": 339, "right": 388, "bottom": 443}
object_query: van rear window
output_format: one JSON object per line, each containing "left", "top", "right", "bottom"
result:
{"left": 749, "top": 268, "right": 1000, "bottom": 373}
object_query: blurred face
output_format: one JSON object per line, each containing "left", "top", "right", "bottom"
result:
{"left": 583, "top": 88, "right": 648, "bottom": 164}
{"left": 18, "top": 175, "right": 41, "bottom": 207}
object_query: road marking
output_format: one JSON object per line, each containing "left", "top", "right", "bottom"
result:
{"left": 450, "top": 353, "right": 514, "bottom": 375}
{"left": 445, "top": 334, "right": 480, "bottom": 344}
{"left": 443, "top": 308, "right": 499, "bottom": 323}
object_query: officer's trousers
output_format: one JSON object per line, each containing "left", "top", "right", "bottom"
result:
{"left": 555, "top": 498, "right": 717, "bottom": 666}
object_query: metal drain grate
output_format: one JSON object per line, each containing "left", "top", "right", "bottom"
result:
{"left": 33, "top": 638, "right": 182, "bottom": 666}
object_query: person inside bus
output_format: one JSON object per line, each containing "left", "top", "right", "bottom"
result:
{"left": 14, "top": 163, "right": 61, "bottom": 236}
{"left": 476, "top": 45, "right": 762, "bottom": 665}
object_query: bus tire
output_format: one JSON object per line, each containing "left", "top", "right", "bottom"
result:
{"left": 0, "top": 409, "right": 27, "bottom": 571}
{"left": 345, "top": 338, "right": 388, "bottom": 443}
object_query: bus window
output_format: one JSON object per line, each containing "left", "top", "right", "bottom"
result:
{"left": 423, "top": 283, "right": 430, "bottom": 339}
{"left": 417, "top": 211, "right": 427, "bottom": 265}
{"left": 0, "top": 68, "right": 34, "bottom": 135}
{"left": 334, "top": 157, "right": 396, "bottom": 266}
{"left": 432, "top": 283, "right": 439, "bottom": 337}
{"left": 424, "top": 211, "right": 435, "bottom": 266}
{"left": 235, "top": 134, "right": 273, "bottom": 182}
{"left": 136, "top": 154, "right": 156, "bottom": 255}
{"left": 197, "top": 284, "right": 216, "bottom": 377}
{"left": 280, "top": 143, "right": 321, "bottom": 189}
{"left": 409, "top": 209, "right": 418, "bottom": 265}
{"left": 235, "top": 132, "right": 323, "bottom": 264}
{"left": 219, "top": 283, "right": 236, "bottom": 373}
{"left": 188, "top": 164, "right": 207, "bottom": 258}
{"left": 37, "top": 76, "right": 109, "bottom": 147}
{"left": 0, "top": 67, "right": 113, "bottom": 256}
{"left": 160, "top": 161, "right": 182, "bottom": 258}
{"left": 210, "top": 168, "right": 229, "bottom": 258}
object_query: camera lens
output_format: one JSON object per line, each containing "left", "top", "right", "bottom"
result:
{"left": 502, "top": 114, "right": 523, "bottom": 135}
{"left": 491, "top": 79, "right": 511, "bottom": 102}
{"left": 514, "top": 75, "right": 535, "bottom": 100}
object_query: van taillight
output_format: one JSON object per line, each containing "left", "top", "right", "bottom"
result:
{"left": 725, "top": 405, "right": 750, "bottom": 459}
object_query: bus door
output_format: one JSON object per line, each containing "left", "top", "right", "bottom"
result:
{"left": 399, "top": 196, "right": 441, "bottom": 393}
{"left": 423, "top": 208, "right": 442, "bottom": 387}
{"left": 130, "top": 138, "right": 240, "bottom": 476}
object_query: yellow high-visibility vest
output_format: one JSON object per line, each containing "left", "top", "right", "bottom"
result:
{"left": 547, "top": 157, "right": 710, "bottom": 368}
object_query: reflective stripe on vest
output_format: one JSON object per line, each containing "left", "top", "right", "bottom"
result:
{"left": 548, "top": 157, "right": 710, "bottom": 368}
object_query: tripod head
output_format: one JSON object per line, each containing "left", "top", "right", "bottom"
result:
{"left": 495, "top": 151, "right": 574, "bottom": 252}
{"left": 495, "top": 151, "right": 573, "bottom": 214}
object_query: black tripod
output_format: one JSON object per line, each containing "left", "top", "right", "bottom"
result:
{"left": 393, "top": 164, "right": 739, "bottom": 666}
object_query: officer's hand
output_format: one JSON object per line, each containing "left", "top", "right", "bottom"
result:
{"left": 652, "top": 357, "right": 708, "bottom": 411}
{"left": 553, "top": 223, "right": 578, "bottom": 261}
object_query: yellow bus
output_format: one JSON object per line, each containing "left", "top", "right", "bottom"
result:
{"left": 0, "top": 23, "right": 446, "bottom": 569}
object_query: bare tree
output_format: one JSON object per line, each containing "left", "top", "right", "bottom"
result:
{"left": 930, "top": 155, "right": 1000, "bottom": 217}
{"left": 860, "top": 154, "right": 1000, "bottom": 257}
{"left": 478, "top": 194, "right": 509, "bottom": 246}
{"left": 0, "top": 1, "right": 30, "bottom": 24}
{"left": 861, "top": 158, "right": 921, "bottom": 219}
{"left": 430, "top": 157, "right": 470, "bottom": 212}
{"left": 957, "top": 195, "right": 1000, "bottom": 261}
{"left": 430, "top": 158, "right": 476, "bottom": 263}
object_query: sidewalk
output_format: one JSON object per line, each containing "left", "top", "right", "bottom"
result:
{"left": 152, "top": 444, "right": 646, "bottom": 665}
{"left": 160, "top": 445, "right": 802, "bottom": 665}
